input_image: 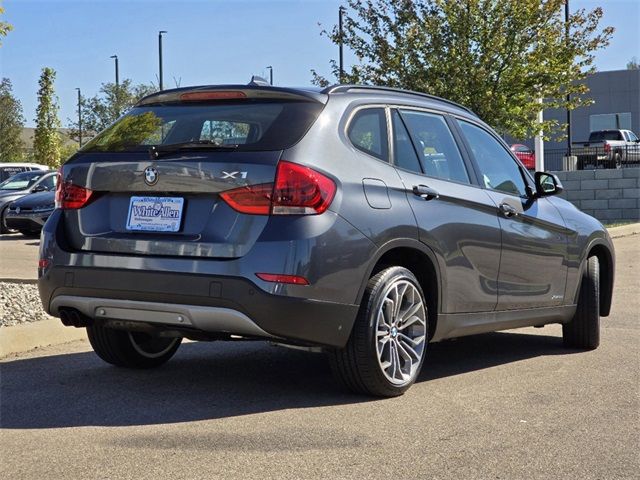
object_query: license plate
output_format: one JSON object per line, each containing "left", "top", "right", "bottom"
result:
{"left": 126, "top": 196, "right": 184, "bottom": 232}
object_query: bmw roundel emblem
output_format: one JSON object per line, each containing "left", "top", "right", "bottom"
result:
{"left": 144, "top": 166, "right": 158, "bottom": 186}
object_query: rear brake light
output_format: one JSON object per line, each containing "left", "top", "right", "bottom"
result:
{"left": 55, "top": 171, "right": 93, "bottom": 210}
{"left": 604, "top": 143, "right": 611, "bottom": 153}
{"left": 180, "top": 91, "right": 247, "bottom": 101}
{"left": 219, "top": 161, "right": 336, "bottom": 216}
{"left": 256, "top": 273, "right": 309, "bottom": 285}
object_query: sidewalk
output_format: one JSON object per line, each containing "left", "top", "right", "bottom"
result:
{"left": 0, "top": 318, "right": 87, "bottom": 358}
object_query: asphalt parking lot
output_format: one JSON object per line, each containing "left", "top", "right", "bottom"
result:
{"left": 0, "top": 234, "right": 638, "bottom": 479}
{"left": 0, "top": 233, "right": 40, "bottom": 281}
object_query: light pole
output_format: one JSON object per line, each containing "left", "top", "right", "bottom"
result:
{"left": 159, "top": 30, "right": 167, "bottom": 91}
{"left": 266, "top": 66, "right": 273, "bottom": 85}
{"left": 110, "top": 55, "right": 120, "bottom": 116}
{"left": 110, "top": 54, "right": 119, "bottom": 86}
{"left": 75, "top": 88, "right": 82, "bottom": 148}
{"left": 565, "top": 0, "right": 572, "bottom": 156}
{"left": 338, "top": 6, "right": 345, "bottom": 83}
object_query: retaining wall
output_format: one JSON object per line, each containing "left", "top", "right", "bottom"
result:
{"left": 552, "top": 168, "right": 639, "bottom": 223}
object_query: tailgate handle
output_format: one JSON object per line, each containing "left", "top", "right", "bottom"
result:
{"left": 412, "top": 184, "right": 439, "bottom": 201}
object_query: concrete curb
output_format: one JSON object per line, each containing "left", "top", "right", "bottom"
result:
{"left": 0, "top": 278, "right": 38, "bottom": 284}
{"left": 0, "top": 319, "right": 87, "bottom": 359}
{"left": 607, "top": 223, "right": 640, "bottom": 238}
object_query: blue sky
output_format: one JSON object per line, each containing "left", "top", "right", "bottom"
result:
{"left": 1, "top": 0, "right": 638, "bottom": 127}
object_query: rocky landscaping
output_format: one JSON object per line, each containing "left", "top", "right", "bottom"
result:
{"left": 0, "top": 282, "right": 53, "bottom": 327}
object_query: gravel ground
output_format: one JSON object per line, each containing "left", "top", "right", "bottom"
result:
{"left": 0, "top": 282, "right": 53, "bottom": 327}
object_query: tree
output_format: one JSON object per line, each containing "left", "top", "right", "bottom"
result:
{"left": 312, "top": 0, "right": 613, "bottom": 139}
{"left": 627, "top": 57, "right": 639, "bottom": 70}
{"left": 0, "top": 4, "right": 13, "bottom": 46}
{"left": 0, "top": 78, "right": 26, "bottom": 162}
{"left": 33, "top": 67, "right": 62, "bottom": 167}
{"left": 67, "top": 80, "right": 157, "bottom": 142}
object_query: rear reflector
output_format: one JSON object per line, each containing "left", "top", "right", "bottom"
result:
{"left": 256, "top": 273, "right": 309, "bottom": 285}
{"left": 179, "top": 91, "right": 247, "bottom": 101}
{"left": 219, "top": 161, "right": 336, "bottom": 216}
{"left": 38, "top": 259, "right": 50, "bottom": 269}
{"left": 55, "top": 172, "right": 93, "bottom": 210}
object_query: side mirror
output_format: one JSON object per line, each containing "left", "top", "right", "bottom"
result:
{"left": 32, "top": 185, "right": 47, "bottom": 193}
{"left": 534, "top": 172, "right": 563, "bottom": 197}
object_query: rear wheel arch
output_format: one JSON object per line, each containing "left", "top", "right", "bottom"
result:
{"left": 576, "top": 241, "right": 614, "bottom": 317}
{"left": 356, "top": 241, "right": 442, "bottom": 341}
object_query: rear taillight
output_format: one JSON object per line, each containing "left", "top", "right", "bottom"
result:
{"left": 604, "top": 143, "right": 611, "bottom": 153}
{"left": 219, "top": 183, "right": 273, "bottom": 215}
{"left": 220, "top": 161, "right": 336, "bottom": 216}
{"left": 55, "top": 170, "right": 93, "bottom": 209}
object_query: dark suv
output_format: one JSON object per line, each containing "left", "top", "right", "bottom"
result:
{"left": 38, "top": 83, "right": 615, "bottom": 397}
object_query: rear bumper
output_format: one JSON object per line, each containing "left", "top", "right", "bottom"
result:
{"left": 39, "top": 266, "right": 358, "bottom": 347}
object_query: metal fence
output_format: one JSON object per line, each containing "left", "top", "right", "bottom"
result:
{"left": 544, "top": 144, "right": 640, "bottom": 171}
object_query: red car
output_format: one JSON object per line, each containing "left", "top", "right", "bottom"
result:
{"left": 510, "top": 144, "right": 535, "bottom": 170}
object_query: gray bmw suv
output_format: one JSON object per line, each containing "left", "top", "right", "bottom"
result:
{"left": 38, "top": 83, "right": 615, "bottom": 397}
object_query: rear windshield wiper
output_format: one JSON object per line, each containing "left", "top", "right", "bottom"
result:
{"left": 149, "top": 140, "right": 239, "bottom": 159}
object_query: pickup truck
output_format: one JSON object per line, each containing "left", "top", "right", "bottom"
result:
{"left": 572, "top": 129, "right": 640, "bottom": 169}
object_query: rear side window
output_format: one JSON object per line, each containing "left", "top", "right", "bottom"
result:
{"left": 391, "top": 110, "right": 422, "bottom": 173}
{"left": 399, "top": 110, "right": 470, "bottom": 184}
{"left": 348, "top": 108, "right": 389, "bottom": 161}
{"left": 80, "top": 101, "right": 324, "bottom": 153}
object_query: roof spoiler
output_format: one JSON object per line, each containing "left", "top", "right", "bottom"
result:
{"left": 136, "top": 77, "right": 327, "bottom": 106}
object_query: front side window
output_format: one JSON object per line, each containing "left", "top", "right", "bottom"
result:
{"left": 627, "top": 131, "right": 639, "bottom": 142}
{"left": 458, "top": 120, "right": 527, "bottom": 197}
{"left": 37, "top": 174, "right": 57, "bottom": 191}
{"left": 399, "top": 110, "right": 470, "bottom": 184}
{"left": 347, "top": 108, "right": 389, "bottom": 161}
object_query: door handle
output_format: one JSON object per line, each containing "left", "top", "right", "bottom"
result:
{"left": 412, "top": 184, "right": 439, "bottom": 201}
{"left": 499, "top": 203, "right": 518, "bottom": 217}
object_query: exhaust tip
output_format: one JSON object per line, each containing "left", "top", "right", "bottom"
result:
{"left": 59, "top": 308, "right": 93, "bottom": 328}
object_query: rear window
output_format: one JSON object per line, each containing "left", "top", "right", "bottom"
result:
{"left": 0, "top": 166, "right": 30, "bottom": 182}
{"left": 80, "top": 101, "right": 324, "bottom": 153}
{"left": 589, "top": 130, "right": 623, "bottom": 142}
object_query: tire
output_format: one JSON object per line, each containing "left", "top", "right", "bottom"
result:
{"left": 87, "top": 324, "right": 182, "bottom": 368}
{"left": 563, "top": 256, "right": 600, "bottom": 350}
{"left": 329, "top": 266, "right": 428, "bottom": 397}
{"left": 0, "top": 206, "right": 13, "bottom": 234}
{"left": 612, "top": 152, "right": 622, "bottom": 170}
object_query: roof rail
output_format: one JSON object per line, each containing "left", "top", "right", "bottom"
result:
{"left": 322, "top": 84, "right": 476, "bottom": 116}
